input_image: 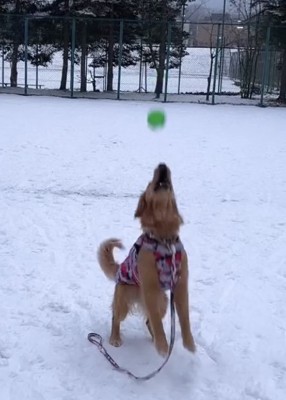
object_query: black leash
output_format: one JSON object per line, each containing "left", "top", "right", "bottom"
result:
{"left": 87, "top": 292, "right": 175, "bottom": 381}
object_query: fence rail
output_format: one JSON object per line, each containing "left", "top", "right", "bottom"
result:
{"left": 0, "top": 15, "right": 285, "bottom": 106}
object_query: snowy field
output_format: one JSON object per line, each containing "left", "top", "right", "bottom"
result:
{"left": 1, "top": 47, "right": 239, "bottom": 94}
{"left": 1, "top": 94, "right": 286, "bottom": 400}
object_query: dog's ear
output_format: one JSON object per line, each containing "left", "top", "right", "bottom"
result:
{"left": 134, "top": 192, "right": 147, "bottom": 218}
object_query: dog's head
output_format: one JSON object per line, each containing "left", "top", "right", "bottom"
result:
{"left": 134, "top": 163, "right": 183, "bottom": 239}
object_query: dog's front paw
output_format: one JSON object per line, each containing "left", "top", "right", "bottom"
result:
{"left": 155, "top": 338, "right": 169, "bottom": 357}
{"left": 183, "top": 334, "right": 196, "bottom": 353}
{"left": 109, "top": 335, "right": 122, "bottom": 347}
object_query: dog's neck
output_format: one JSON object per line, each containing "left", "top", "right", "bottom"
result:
{"left": 143, "top": 229, "right": 179, "bottom": 245}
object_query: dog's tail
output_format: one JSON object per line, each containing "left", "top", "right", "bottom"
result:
{"left": 97, "top": 239, "right": 124, "bottom": 280}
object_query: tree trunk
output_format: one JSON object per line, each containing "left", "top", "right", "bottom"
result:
{"left": 80, "top": 22, "right": 87, "bottom": 92}
{"left": 10, "top": 0, "right": 21, "bottom": 87}
{"left": 60, "top": 20, "right": 69, "bottom": 90}
{"left": 155, "top": 27, "right": 167, "bottom": 97}
{"left": 60, "top": 0, "right": 70, "bottom": 90}
{"left": 155, "top": 63, "right": 164, "bottom": 97}
{"left": 10, "top": 42, "right": 19, "bottom": 87}
{"left": 278, "top": 48, "right": 286, "bottom": 103}
{"left": 107, "top": 21, "right": 114, "bottom": 92}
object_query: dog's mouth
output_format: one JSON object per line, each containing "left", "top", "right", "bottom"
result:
{"left": 154, "top": 163, "right": 171, "bottom": 191}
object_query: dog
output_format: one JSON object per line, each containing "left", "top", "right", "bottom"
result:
{"left": 97, "top": 163, "right": 196, "bottom": 357}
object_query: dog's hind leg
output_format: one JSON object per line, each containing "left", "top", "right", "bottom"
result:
{"left": 109, "top": 284, "right": 129, "bottom": 347}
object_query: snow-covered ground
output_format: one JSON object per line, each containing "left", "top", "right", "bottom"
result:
{"left": 1, "top": 94, "right": 286, "bottom": 400}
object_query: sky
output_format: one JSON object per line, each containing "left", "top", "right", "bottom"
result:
{"left": 203, "top": 0, "right": 230, "bottom": 11}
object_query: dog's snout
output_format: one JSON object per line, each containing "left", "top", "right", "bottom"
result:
{"left": 158, "top": 163, "right": 168, "bottom": 173}
{"left": 154, "top": 163, "right": 170, "bottom": 191}
{"left": 158, "top": 163, "right": 168, "bottom": 180}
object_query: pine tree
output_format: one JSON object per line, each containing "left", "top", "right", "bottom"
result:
{"left": 0, "top": 0, "right": 45, "bottom": 86}
{"left": 42, "top": 0, "right": 73, "bottom": 90}
{"left": 230, "top": 0, "right": 266, "bottom": 98}
{"left": 138, "top": 0, "right": 189, "bottom": 96}
{"left": 44, "top": 1, "right": 139, "bottom": 92}
{"left": 91, "top": 0, "right": 140, "bottom": 92}
{"left": 69, "top": 0, "right": 98, "bottom": 92}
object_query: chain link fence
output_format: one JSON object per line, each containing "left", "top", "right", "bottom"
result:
{"left": 0, "top": 14, "right": 285, "bottom": 106}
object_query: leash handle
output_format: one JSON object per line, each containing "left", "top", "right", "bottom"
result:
{"left": 88, "top": 292, "right": 175, "bottom": 381}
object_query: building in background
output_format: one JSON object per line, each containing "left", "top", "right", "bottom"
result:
{"left": 187, "top": 12, "right": 247, "bottom": 48}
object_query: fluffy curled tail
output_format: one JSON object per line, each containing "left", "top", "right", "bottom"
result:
{"left": 97, "top": 239, "right": 124, "bottom": 280}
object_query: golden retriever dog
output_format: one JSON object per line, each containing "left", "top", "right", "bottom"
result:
{"left": 97, "top": 163, "right": 196, "bottom": 357}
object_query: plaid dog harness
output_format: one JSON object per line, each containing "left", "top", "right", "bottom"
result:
{"left": 116, "top": 233, "right": 184, "bottom": 290}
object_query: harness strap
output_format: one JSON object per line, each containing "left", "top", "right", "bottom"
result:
{"left": 169, "top": 244, "right": 177, "bottom": 291}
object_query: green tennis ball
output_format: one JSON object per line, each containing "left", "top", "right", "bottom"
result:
{"left": 147, "top": 110, "right": 166, "bottom": 130}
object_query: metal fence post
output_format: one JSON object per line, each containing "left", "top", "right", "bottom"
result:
{"left": 70, "top": 17, "right": 76, "bottom": 98}
{"left": 218, "top": 41, "right": 225, "bottom": 93}
{"left": 35, "top": 44, "right": 39, "bottom": 89}
{"left": 117, "top": 19, "right": 124, "bottom": 100}
{"left": 164, "top": 22, "right": 172, "bottom": 103}
{"left": 138, "top": 37, "right": 143, "bottom": 93}
{"left": 212, "top": 24, "right": 221, "bottom": 105}
{"left": 260, "top": 25, "right": 271, "bottom": 107}
{"left": 178, "top": 3, "right": 186, "bottom": 95}
{"left": 218, "top": 0, "right": 227, "bottom": 93}
{"left": 24, "top": 17, "right": 29, "bottom": 95}
{"left": 1, "top": 44, "right": 4, "bottom": 87}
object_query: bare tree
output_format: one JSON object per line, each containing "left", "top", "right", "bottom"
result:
{"left": 262, "top": 0, "right": 286, "bottom": 103}
{"left": 230, "top": 0, "right": 264, "bottom": 98}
